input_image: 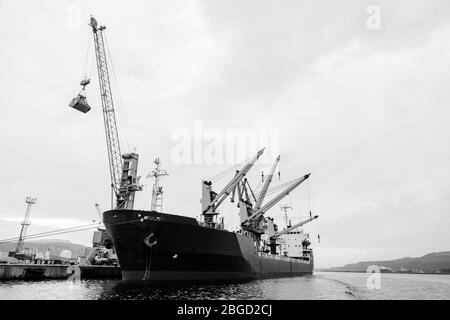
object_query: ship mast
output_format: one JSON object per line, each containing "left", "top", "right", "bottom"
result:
{"left": 147, "top": 158, "right": 169, "bottom": 211}
{"left": 254, "top": 156, "right": 280, "bottom": 211}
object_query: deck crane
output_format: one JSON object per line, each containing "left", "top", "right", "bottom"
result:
{"left": 241, "top": 173, "right": 310, "bottom": 227}
{"left": 232, "top": 176, "right": 258, "bottom": 224}
{"left": 266, "top": 214, "right": 319, "bottom": 239}
{"left": 254, "top": 155, "right": 280, "bottom": 211}
{"left": 201, "top": 148, "right": 265, "bottom": 226}
{"left": 72, "top": 16, "right": 142, "bottom": 210}
{"left": 231, "top": 155, "right": 279, "bottom": 224}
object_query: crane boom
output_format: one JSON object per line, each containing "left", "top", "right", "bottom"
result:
{"left": 202, "top": 148, "right": 265, "bottom": 214}
{"left": 242, "top": 173, "right": 310, "bottom": 225}
{"left": 254, "top": 155, "right": 280, "bottom": 211}
{"left": 90, "top": 17, "right": 122, "bottom": 197}
{"left": 273, "top": 214, "right": 318, "bottom": 238}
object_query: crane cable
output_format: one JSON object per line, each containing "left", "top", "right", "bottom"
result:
{"left": 2, "top": 226, "right": 100, "bottom": 243}
{"left": 104, "top": 32, "right": 132, "bottom": 154}
{"left": 208, "top": 150, "right": 267, "bottom": 183}
{"left": 252, "top": 179, "right": 264, "bottom": 196}
{"left": 0, "top": 223, "right": 101, "bottom": 244}
{"left": 308, "top": 178, "right": 320, "bottom": 244}
{"left": 208, "top": 163, "right": 242, "bottom": 183}
{"left": 0, "top": 223, "right": 99, "bottom": 242}
{"left": 82, "top": 29, "right": 91, "bottom": 80}
{"left": 0, "top": 216, "right": 146, "bottom": 245}
{"left": 81, "top": 27, "right": 97, "bottom": 82}
{"left": 251, "top": 177, "right": 301, "bottom": 202}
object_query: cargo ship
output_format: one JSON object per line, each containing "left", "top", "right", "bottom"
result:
{"left": 103, "top": 208, "right": 316, "bottom": 281}
{"left": 102, "top": 150, "right": 318, "bottom": 282}
{"left": 70, "top": 17, "right": 319, "bottom": 282}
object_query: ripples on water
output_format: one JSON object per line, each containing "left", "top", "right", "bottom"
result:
{"left": 0, "top": 272, "right": 449, "bottom": 300}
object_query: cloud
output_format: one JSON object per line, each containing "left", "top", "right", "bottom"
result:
{"left": 1, "top": 0, "right": 449, "bottom": 266}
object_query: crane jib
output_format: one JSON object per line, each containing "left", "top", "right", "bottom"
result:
{"left": 88, "top": 16, "right": 142, "bottom": 210}
{"left": 241, "top": 173, "right": 310, "bottom": 225}
{"left": 92, "top": 26, "right": 123, "bottom": 195}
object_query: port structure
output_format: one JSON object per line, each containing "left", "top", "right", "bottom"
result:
{"left": 89, "top": 16, "right": 143, "bottom": 210}
{"left": 16, "top": 197, "right": 37, "bottom": 253}
{"left": 70, "top": 16, "right": 142, "bottom": 210}
{"left": 146, "top": 158, "right": 169, "bottom": 212}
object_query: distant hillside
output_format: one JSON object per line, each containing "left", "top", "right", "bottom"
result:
{"left": 327, "top": 251, "right": 450, "bottom": 274}
{"left": 0, "top": 240, "right": 89, "bottom": 259}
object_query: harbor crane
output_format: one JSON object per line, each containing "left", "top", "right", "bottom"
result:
{"left": 94, "top": 203, "right": 107, "bottom": 232}
{"left": 16, "top": 197, "right": 37, "bottom": 253}
{"left": 70, "top": 16, "right": 142, "bottom": 210}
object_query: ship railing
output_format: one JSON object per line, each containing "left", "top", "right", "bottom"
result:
{"left": 257, "top": 251, "right": 310, "bottom": 264}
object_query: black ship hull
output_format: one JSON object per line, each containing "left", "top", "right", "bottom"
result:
{"left": 103, "top": 210, "right": 314, "bottom": 282}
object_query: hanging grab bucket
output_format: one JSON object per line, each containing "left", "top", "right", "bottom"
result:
{"left": 69, "top": 94, "right": 91, "bottom": 113}
{"left": 69, "top": 78, "right": 91, "bottom": 113}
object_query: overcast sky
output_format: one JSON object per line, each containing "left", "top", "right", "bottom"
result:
{"left": 1, "top": 0, "right": 449, "bottom": 268}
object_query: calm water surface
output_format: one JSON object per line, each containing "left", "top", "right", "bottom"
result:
{"left": 1, "top": 272, "right": 449, "bottom": 300}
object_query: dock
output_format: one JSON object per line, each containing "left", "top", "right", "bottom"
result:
{"left": 0, "top": 263, "right": 70, "bottom": 280}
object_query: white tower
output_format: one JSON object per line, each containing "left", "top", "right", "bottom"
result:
{"left": 16, "top": 196, "right": 37, "bottom": 253}
{"left": 147, "top": 158, "right": 168, "bottom": 211}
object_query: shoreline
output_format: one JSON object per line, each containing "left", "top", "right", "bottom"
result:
{"left": 316, "top": 270, "right": 450, "bottom": 275}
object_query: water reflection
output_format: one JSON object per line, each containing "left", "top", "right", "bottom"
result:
{"left": 97, "top": 280, "right": 266, "bottom": 300}
{"left": 2, "top": 272, "right": 449, "bottom": 300}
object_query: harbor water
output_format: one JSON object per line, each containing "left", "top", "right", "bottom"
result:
{"left": 0, "top": 272, "right": 449, "bottom": 300}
